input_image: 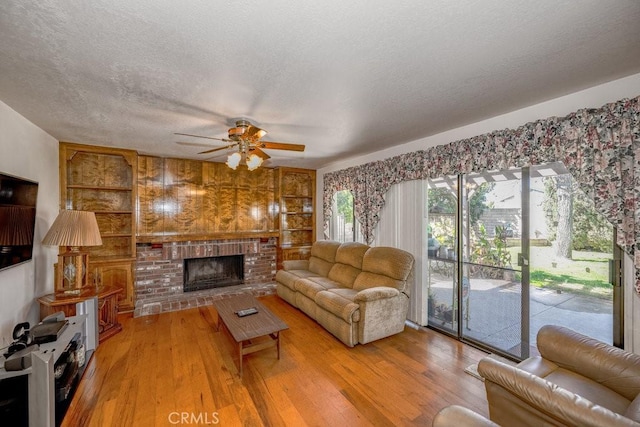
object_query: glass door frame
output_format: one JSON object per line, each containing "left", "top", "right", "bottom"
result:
{"left": 454, "top": 171, "right": 530, "bottom": 360}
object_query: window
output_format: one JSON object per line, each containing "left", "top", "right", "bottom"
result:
{"left": 329, "top": 190, "right": 362, "bottom": 242}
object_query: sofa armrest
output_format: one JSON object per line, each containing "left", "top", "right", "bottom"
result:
{"left": 432, "top": 405, "right": 498, "bottom": 427}
{"left": 355, "top": 286, "right": 409, "bottom": 345}
{"left": 537, "top": 325, "right": 640, "bottom": 400}
{"left": 478, "top": 357, "right": 639, "bottom": 427}
{"left": 282, "top": 259, "right": 309, "bottom": 271}
{"left": 354, "top": 286, "right": 399, "bottom": 302}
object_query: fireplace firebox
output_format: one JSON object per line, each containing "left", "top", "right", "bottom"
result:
{"left": 183, "top": 255, "right": 244, "bottom": 292}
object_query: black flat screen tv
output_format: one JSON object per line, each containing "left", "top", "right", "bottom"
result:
{"left": 0, "top": 172, "right": 38, "bottom": 271}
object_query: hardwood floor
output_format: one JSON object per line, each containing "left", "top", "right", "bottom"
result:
{"left": 62, "top": 295, "right": 490, "bottom": 426}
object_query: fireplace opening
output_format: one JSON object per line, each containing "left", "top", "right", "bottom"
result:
{"left": 183, "top": 255, "right": 244, "bottom": 292}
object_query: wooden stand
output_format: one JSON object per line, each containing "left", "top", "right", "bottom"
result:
{"left": 38, "top": 286, "right": 123, "bottom": 342}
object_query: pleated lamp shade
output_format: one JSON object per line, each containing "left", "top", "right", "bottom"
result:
{"left": 42, "top": 210, "right": 102, "bottom": 248}
{"left": 42, "top": 210, "right": 102, "bottom": 294}
{"left": 0, "top": 206, "right": 35, "bottom": 246}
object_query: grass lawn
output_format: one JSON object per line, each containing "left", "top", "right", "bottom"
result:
{"left": 506, "top": 246, "right": 612, "bottom": 297}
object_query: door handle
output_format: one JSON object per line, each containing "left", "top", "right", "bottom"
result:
{"left": 517, "top": 253, "right": 528, "bottom": 267}
{"left": 609, "top": 259, "right": 622, "bottom": 287}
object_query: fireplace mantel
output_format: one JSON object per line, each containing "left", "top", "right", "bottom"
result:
{"left": 136, "top": 231, "right": 279, "bottom": 244}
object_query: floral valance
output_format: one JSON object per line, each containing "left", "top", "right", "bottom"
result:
{"left": 323, "top": 96, "right": 640, "bottom": 291}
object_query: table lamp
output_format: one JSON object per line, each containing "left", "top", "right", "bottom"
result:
{"left": 42, "top": 210, "right": 102, "bottom": 295}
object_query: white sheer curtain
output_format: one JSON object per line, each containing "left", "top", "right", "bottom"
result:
{"left": 372, "top": 179, "right": 428, "bottom": 325}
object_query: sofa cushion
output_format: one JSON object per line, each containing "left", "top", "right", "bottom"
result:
{"left": 544, "top": 368, "right": 631, "bottom": 416}
{"left": 275, "top": 269, "right": 319, "bottom": 290}
{"left": 328, "top": 264, "right": 361, "bottom": 288}
{"left": 311, "top": 240, "right": 341, "bottom": 262}
{"left": 315, "top": 290, "right": 360, "bottom": 323}
{"left": 309, "top": 240, "right": 340, "bottom": 277}
{"left": 353, "top": 271, "right": 404, "bottom": 292}
{"left": 361, "top": 246, "right": 414, "bottom": 281}
{"left": 295, "top": 277, "right": 339, "bottom": 300}
{"left": 326, "top": 242, "right": 369, "bottom": 288}
{"left": 306, "top": 241, "right": 341, "bottom": 276}
{"left": 335, "top": 242, "right": 369, "bottom": 268}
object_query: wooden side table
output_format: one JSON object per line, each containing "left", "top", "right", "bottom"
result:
{"left": 38, "top": 286, "right": 123, "bottom": 343}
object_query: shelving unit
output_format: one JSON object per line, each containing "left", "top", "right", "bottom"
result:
{"left": 275, "top": 167, "right": 316, "bottom": 269}
{"left": 59, "top": 142, "right": 137, "bottom": 311}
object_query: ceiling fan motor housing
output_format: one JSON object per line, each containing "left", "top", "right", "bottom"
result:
{"left": 228, "top": 127, "right": 245, "bottom": 140}
{"left": 228, "top": 119, "right": 252, "bottom": 140}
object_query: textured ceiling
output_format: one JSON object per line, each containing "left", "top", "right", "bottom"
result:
{"left": 1, "top": 1, "right": 640, "bottom": 169}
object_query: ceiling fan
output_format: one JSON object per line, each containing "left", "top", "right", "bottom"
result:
{"left": 175, "top": 119, "right": 305, "bottom": 170}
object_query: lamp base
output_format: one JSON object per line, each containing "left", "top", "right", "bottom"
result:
{"left": 54, "top": 249, "right": 90, "bottom": 295}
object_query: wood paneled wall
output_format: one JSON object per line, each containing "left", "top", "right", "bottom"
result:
{"left": 137, "top": 156, "right": 277, "bottom": 241}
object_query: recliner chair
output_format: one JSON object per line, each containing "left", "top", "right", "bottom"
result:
{"left": 478, "top": 325, "right": 640, "bottom": 426}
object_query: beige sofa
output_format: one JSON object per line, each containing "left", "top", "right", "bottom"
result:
{"left": 478, "top": 325, "right": 640, "bottom": 427}
{"left": 275, "top": 240, "right": 414, "bottom": 347}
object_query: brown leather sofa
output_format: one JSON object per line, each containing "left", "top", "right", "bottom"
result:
{"left": 432, "top": 405, "right": 497, "bottom": 427}
{"left": 478, "top": 325, "right": 640, "bottom": 427}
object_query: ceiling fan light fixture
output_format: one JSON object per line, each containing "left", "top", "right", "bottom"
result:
{"left": 226, "top": 152, "right": 242, "bottom": 170}
{"left": 246, "top": 153, "right": 264, "bottom": 171}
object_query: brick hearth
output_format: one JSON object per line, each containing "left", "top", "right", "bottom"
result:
{"left": 134, "top": 237, "right": 277, "bottom": 317}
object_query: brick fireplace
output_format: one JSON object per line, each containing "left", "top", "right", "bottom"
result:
{"left": 134, "top": 237, "right": 277, "bottom": 316}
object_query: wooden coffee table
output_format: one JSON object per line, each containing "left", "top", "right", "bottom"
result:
{"left": 212, "top": 294, "right": 288, "bottom": 376}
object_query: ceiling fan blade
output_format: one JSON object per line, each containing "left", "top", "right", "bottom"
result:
{"left": 258, "top": 141, "right": 305, "bottom": 152}
{"left": 198, "top": 143, "right": 237, "bottom": 155}
{"left": 249, "top": 147, "right": 271, "bottom": 160}
{"left": 203, "top": 151, "right": 229, "bottom": 161}
{"left": 176, "top": 141, "right": 218, "bottom": 148}
{"left": 175, "top": 132, "right": 231, "bottom": 142}
{"left": 244, "top": 125, "right": 267, "bottom": 140}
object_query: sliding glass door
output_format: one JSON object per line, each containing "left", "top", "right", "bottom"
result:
{"left": 527, "top": 163, "right": 619, "bottom": 350}
{"left": 426, "top": 163, "right": 621, "bottom": 360}
{"left": 426, "top": 176, "right": 459, "bottom": 335}
{"left": 460, "top": 169, "right": 528, "bottom": 358}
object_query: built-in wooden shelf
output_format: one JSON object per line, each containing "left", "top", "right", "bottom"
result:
{"left": 92, "top": 210, "right": 133, "bottom": 214}
{"left": 67, "top": 185, "right": 132, "bottom": 191}
{"left": 60, "top": 142, "right": 137, "bottom": 312}
{"left": 276, "top": 167, "right": 316, "bottom": 269}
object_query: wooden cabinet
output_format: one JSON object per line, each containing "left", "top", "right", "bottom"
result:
{"left": 38, "top": 287, "right": 122, "bottom": 343}
{"left": 276, "top": 168, "right": 316, "bottom": 268}
{"left": 59, "top": 142, "right": 137, "bottom": 312}
{"left": 92, "top": 261, "right": 134, "bottom": 310}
